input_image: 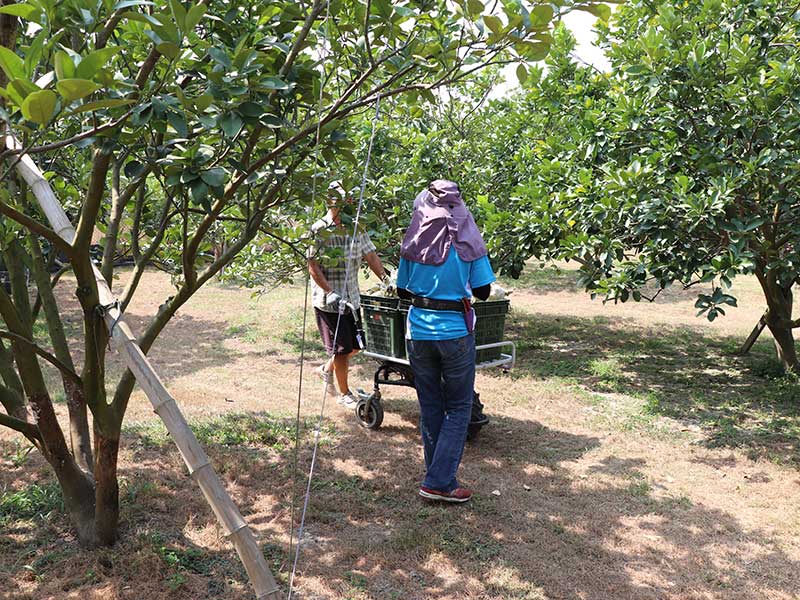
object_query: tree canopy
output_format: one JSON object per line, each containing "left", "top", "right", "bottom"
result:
{"left": 442, "top": 0, "right": 800, "bottom": 371}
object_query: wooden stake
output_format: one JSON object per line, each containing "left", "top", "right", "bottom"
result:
{"left": 739, "top": 309, "right": 769, "bottom": 356}
{"left": 5, "top": 133, "right": 283, "bottom": 600}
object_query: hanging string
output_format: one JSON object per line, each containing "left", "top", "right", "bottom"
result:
{"left": 287, "top": 0, "right": 333, "bottom": 596}
{"left": 286, "top": 87, "right": 384, "bottom": 600}
{"left": 287, "top": 101, "right": 310, "bottom": 569}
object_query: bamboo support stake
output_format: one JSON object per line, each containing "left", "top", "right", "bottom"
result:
{"left": 5, "top": 134, "right": 283, "bottom": 600}
{"left": 739, "top": 309, "right": 769, "bottom": 355}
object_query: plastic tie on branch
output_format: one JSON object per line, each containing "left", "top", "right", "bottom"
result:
{"left": 95, "top": 299, "right": 123, "bottom": 342}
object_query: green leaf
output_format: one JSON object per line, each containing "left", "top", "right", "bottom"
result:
{"left": 67, "top": 98, "right": 134, "bottom": 115}
{"left": 208, "top": 47, "right": 231, "bottom": 68}
{"left": 238, "top": 101, "right": 263, "bottom": 118}
{"left": 0, "top": 3, "right": 41, "bottom": 22}
{"left": 180, "top": 170, "right": 200, "bottom": 183}
{"left": 467, "top": 0, "right": 483, "bottom": 17}
{"left": 200, "top": 167, "right": 226, "bottom": 187}
{"left": 75, "top": 47, "right": 121, "bottom": 80}
{"left": 113, "top": 0, "right": 155, "bottom": 9}
{"left": 21, "top": 89, "right": 56, "bottom": 124}
{"left": 190, "top": 179, "right": 209, "bottom": 203}
{"left": 194, "top": 93, "right": 213, "bottom": 112}
{"left": 261, "top": 76, "right": 289, "bottom": 90}
{"left": 0, "top": 47, "right": 24, "bottom": 81}
{"left": 583, "top": 4, "right": 612, "bottom": 21}
{"left": 131, "top": 103, "right": 152, "bottom": 125}
{"left": 219, "top": 112, "right": 243, "bottom": 137}
{"left": 54, "top": 51, "right": 76, "bottom": 79}
{"left": 167, "top": 111, "right": 188, "bottom": 137}
{"left": 259, "top": 114, "right": 283, "bottom": 129}
{"left": 124, "top": 160, "right": 145, "bottom": 178}
{"left": 7, "top": 78, "right": 38, "bottom": 104}
{"left": 169, "top": 0, "right": 187, "bottom": 30}
{"left": 184, "top": 3, "right": 206, "bottom": 31}
{"left": 516, "top": 63, "right": 528, "bottom": 84}
{"left": 24, "top": 28, "right": 48, "bottom": 79}
{"left": 119, "top": 10, "right": 162, "bottom": 26}
{"left": 483, "top": 15, "right": 503, "bottom": 35}
{"left": 56, "top": 79, "right": 100, "bottom": 102}
{"left": 530, "top": 5, "right": 554, "bottom": 27}
{"left": 523, "top": 41, "right": 549, "bottom": 61}
{"left": 156, "top": 42, "right": 181, "bottom": 59}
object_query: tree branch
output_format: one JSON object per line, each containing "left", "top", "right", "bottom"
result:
{"left": 0, "top": 201, "right": 73, "bottom": 257}
{"left": 0, "top": 108, "right": 136, "bottom": 157}
{"left": 0, "top": 331, "right": 82, "bottom": 385}
{"left": 120, "top": 198, "right": 176, "bottom": 312}
{"left": 74, "top": 148, "right": 112, "bottom": 253}
{"left": 279, "top": 0, "right": 325, "bottom": 79}
{"left": 0, "top": 410, "right": 41, "bottom": 443}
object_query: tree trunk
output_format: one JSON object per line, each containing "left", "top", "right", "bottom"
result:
{"left": 28, "top": 235, "right": 93, "bottom": 471}
{"left": 756, "top": 272, "right": 799, "bottom": 372}
{"left": 65, "top": 379, "right": 93, "bottom": 472}
{"left": 93, "top": 428, "right": 120, "bottom": 545}
{"left": 52, "top": 451, "right": 97, "bottom": 545}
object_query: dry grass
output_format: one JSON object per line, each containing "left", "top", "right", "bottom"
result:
{"left": 2, "top": 264, "right": 800, "bottom": 599}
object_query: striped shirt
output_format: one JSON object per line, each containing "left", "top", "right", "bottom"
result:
{"left": 309, "top": 215, "right": 376, "bottom": 312}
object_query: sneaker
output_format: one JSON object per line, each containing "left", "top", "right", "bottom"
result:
{"left": 418, "top": 486, "right": 473, "bottom": 503}
{"left": 317, "top": 365, "right": 337, "bottom": 397}
{"left": 337, "top": 392, "right": 358, "bottom": 408}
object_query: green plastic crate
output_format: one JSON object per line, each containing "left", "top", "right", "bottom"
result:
{"left": 360, "top": 295, "right": 509, "bottom": 363}
{"left": 473, "top": 300, "right": 510, "bottom": 363}
{"left": 362, "top": 295, "right": 402, "bottom": 310}
{"left": 361, "top": 296, "right": 407, "bottom": 358}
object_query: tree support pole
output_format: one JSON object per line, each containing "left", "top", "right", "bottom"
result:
{"left": 739, "top": 309, "right": 769, "bottom": 356}
{"left": 4, "top": 133, "right": 282, "bottom": 600}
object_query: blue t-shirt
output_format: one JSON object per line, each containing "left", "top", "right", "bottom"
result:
{"left": 396, "top": 247, "right": 495, "bottom": 341}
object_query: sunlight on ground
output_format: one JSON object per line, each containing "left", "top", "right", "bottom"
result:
{"left": 2, "top": 264, "right": 800, "bottom": 599}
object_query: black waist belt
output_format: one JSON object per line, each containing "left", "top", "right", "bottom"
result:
{"left": 411, "top": 295, "right": 467, "bottom": 312}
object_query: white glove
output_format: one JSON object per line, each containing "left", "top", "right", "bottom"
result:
{"left": 381, "top": 273, "right": 395, "bottom": 296}
{"left": 324, "top": 291, "right": 342, "bottom": 311}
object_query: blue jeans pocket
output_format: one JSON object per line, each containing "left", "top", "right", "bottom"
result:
{"left": 441, "top": 335, "right": 473, "bottom": 361}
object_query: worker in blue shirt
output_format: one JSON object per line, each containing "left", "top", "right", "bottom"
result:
{"left": 396, "top": 180, "right": 495, "bottom": 503}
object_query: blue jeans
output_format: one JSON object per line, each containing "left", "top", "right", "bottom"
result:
{"left": 407, "top": 334, "right": 476, "bottom": 492}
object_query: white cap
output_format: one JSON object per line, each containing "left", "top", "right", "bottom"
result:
{"left": 327, "top": 180, "right": 347, "bottom": 199}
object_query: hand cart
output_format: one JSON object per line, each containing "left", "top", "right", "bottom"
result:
{"left": 353, "top": 296, "right": 515, "bottom": 438}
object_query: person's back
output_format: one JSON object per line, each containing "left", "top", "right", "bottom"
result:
{"left": 396, "top": 180, "right": 495, "bottom": 504}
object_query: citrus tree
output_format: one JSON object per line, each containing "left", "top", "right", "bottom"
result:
{"left": 0, "top": 0, "right": 616, "bottom": 547}
{"left": 492, "top": 0, "right": 800, "bottom": 371}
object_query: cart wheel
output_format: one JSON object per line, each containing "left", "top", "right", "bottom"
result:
{"left": 355, "top": 396, "right": 384, "bottom": 429}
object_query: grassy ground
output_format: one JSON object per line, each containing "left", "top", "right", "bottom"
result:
{"left": 2, "top": 264, "right": 800, "bottom": 599}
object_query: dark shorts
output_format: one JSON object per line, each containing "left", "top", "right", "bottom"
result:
{"left": 315, "top": 308, "right": 361, "bottom": 356}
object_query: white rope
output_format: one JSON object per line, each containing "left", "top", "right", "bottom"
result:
{"left": 286, "top": 91, "right": 384, "bottom": 600}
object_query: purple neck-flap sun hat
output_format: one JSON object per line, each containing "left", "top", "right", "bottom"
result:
{"left": 400, "top": 179, "right": 488, "bottom": 266}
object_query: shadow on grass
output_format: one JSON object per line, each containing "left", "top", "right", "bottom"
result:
{"left": 500, "top": 264, "right": 724, "bottom": 306}
{"left": 499, "top": 310, "right": 800, "bottom": 465}
{"left": 499, "top": 264, "right": 582, "bottom": 293}
{"left": 0, "top": 412, "right": 327, "bottom": 599}
{"left": 2, "top": 408, "right": 799, "bottom": 599}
